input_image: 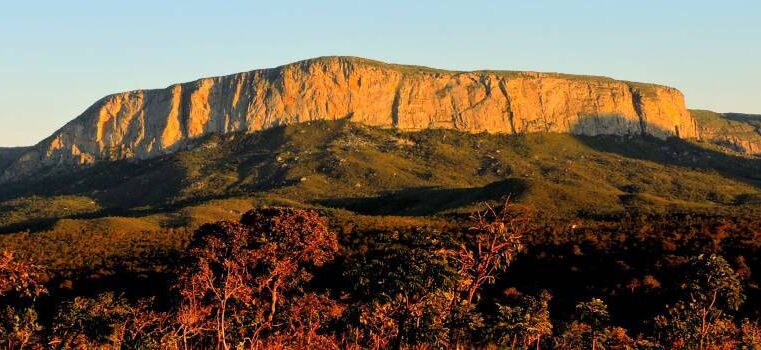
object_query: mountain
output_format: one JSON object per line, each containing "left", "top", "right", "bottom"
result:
{"left": 693, "top": 110, "right": 761, "bottom": 154}
{"left": 1, "top": 120, "right": 760, "bottom": 229}
{"left": 1, "top": 56, "right": 699, "bottom": 182}
{"left": 0, "top": 147, "right": 29, "bottom": 173}
{"left": 3, "top": 56, "right": 760, "bottom": 231}
{"left": 3, "top": 59, "right": 761, "bottom": 350}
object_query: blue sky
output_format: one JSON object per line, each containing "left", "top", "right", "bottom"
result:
{"left": 1, "top": 0, "right": 759, "bottom": 146}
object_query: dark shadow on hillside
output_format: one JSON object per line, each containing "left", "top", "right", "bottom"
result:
{"left": 724, "top": 113, "right": 761, "bottom": 123}
{"left": 316, "top": 178, "right": 527, "bottom": 216}
{"left": 0, "top": 126, "right": 293, "bottom": 209}
{"left": 0, "top": 193, "right": 239, "bottom": 235}
{"left": 571, "top": 115, "right": 761, "bottom": 190}
{"left": 0, "top": 156, "right": 189, "bottom": 209}
{"left": 0, "top": 147, "right": 30, "bottom": 174}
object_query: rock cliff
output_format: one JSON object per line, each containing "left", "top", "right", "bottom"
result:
{"left": 692, "top": 110, "right": 761, "bottom": 154}
{"left": 1, "top": 56, "right": 698, "bottom": 181}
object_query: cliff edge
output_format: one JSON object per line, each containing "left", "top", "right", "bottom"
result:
{"left": 1, "top": 56, "right": 698, "bottom": 181}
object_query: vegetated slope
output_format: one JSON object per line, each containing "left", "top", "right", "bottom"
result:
{"left": 693, "top": 109, "right": 761, "bottom": 154}
{"left": 0, "top": 147, "right": 28, "bottom": 173}
{"left": 2, "top": 56, "right": 698, "bottom": 181}
{"left": 1, "top": 119, "right": 761, "bottom": 277}
{"left": 1, "top": 120, "right": 760, "bottom": 226}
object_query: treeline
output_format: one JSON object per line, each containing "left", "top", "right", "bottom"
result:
{"left": 2, "top": 205, "right": 761, "bottom": 349}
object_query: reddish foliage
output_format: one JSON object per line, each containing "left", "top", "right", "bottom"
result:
{"left": 0, "top": 250, "right": 46, "bottom": 349}
{"left": 455, "top": 201, "right": 528, "bottom": 304}
{"left": 0, "top": 250, "right": 46, "bottom": 299}
{"left": 176, "top": 207, "right": 340, "bottom": 348}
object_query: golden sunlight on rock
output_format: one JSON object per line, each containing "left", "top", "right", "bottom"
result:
{"left": 1, "top": 57, "right": 698, "bottom": 181}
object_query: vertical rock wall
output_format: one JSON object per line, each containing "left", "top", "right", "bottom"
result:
{"left": 2, "top": 56, "right": 698, "bottom": 181}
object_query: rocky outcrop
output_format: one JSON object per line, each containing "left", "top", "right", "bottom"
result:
{"left": 692, "top": 110, "right": 761, "bottom": 154}
{"left": 1, "top": 56, "right": 698, "bottom": 181}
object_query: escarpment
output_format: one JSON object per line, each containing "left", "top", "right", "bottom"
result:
{"left": 1, "top": 56, "right": 699, "bottom": 181}
{"left": 692, "top": 110, "right": 761, "bottom": 155}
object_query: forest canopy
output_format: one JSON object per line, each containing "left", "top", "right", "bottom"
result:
{"left": 2, "top": 203, "right": 761, "bottom": 349}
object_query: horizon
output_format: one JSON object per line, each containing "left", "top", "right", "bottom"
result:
{"left": 1, "top": 0, "right": 760, "bottom": 147}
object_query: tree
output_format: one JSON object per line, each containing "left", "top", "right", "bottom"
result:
{"left": 50, "top": 293, "right": 134, "bottom": 348}
{"left": 554, "top": 298, "right": 633, "bottom": 350}
{"left": 454, "top": 201, "right": 528, "bottom": 305}
{"left": 598, "top": 327, "right": 636, "bottom": 350}
{"left": 555, "top": 321, "right": 593, "bottom": 350}
{"left": 121, "top": 298, "right": 175, "bottom": 349}
{"left": 655, "top": 254, "right": 745, "bottom": 350}
{"left": 50, "top": 293, "right": 175, "bottom": 349}
{"left": 738, "top": 319, "right": 761, "bottom": 349}
{"left": 0, "top": 251, "right": 46, "bottom": 298}
{"left": 176, "top": 207, "right": 339, "bottom": 349}
{"left": 239, "top": 208, "right": 339, "bottom": 323}
{"left": 345, "top": 228, "right": 459, "bottom": 349}
{"left": 494, "top": 290, "right": 553, "bottom": 350}
{"left": 576, "top": 298, "right": 610, "bottom": 350}
{"left": 177, "top": 221, "right": 254, "bottom": 348}
{"left": 260, "top": 293, "right": 343, "bottom": 349}
{"left": 0, "top": 250, "right": 46, "bottom": 349}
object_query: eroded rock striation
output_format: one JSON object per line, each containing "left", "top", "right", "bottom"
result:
{"left": 2, "top": 56, "right": 698, "bottom": 181}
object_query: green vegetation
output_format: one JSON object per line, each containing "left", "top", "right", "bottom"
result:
{"left": 3, "top": 120, "right": 761, "bottom": 217}
{"left": 0, "top": 196, "right": 101, "bottom": 229}
{"left": 694, "top": 110, "right": 761, "bottom": 129}
{"left": 1, "top": 119, "right": 761, "bottom": 274}
{"left": 300, "top": 56, "right": 666, "bottom": 88}
{"left": 691, "top": 109, "right": 761, "bottom": 154}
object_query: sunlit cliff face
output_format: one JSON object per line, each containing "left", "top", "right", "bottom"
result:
{"left": 1, "top": 56, "right": 698, "bottom": 181}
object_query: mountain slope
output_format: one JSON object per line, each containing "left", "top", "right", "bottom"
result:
{"left": 693, "top": 109, "right": 761, "bottom": 154}
{"left": 1, "top": 56, "right": 698, "bottom": 182}
{"left": 0, "top": 147, "right": 29, "bottom": 173}
{"left": 1, "top": 120, "right": 759, "bottom": 232}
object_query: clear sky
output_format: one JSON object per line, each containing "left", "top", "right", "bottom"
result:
{"left": 1, "top": 0, "right": 759, "bottom": 147}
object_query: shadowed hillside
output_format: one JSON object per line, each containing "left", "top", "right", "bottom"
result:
{"left": 573, "top": 115, "right": 761, "bottom": 193}
{"left": 1, "top": 119, "right": 761, "bottom": 235}
{"left": 0, "top": 147, "right": 28, "bottom": 173}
